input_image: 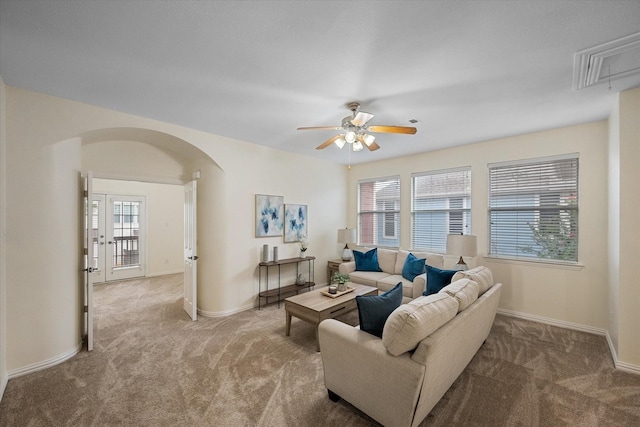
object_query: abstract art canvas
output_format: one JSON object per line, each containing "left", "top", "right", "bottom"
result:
{"left": 255, "top": 194, "right": 284, "bottom": 237}
{"left": 284, "top": 204, "right": 308, "bottom": 242}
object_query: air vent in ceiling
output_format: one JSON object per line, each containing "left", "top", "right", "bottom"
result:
{"left": 573, "top": 31, "right": 640, "bottom": 91}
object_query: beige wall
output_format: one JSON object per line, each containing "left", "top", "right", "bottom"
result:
{"left": 348, "top": 121, "right": 610, "bottom": 330}
{"left": 92, "top": 178, "right": 184, "bottom": 278}
{"left": 608, "top": 96, "right": 621, "bottom": 354}
{"left": 3, "top": 86, "right": 347, "bottom": 375}
{"left": 0, "top": 76, "right": 8, "bottom": 393}
{"left": 616, "top": 87, "right": 640, "bottom": 367}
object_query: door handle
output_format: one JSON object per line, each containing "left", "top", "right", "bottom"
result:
{"left": 188, "top": 256, "right": 199, "bottom": 260}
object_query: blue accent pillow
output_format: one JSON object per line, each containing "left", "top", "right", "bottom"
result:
{"left": 402, "top": 252, "right": 426, "bottom": 281}
{"left": 423, "top": 265, "right": 457, "bottom": 296}
{"left": 353, "top": 248, "right": 383, "bottom": 272}
{"left": 356, "top": 283, "right": 403, "bottom": 338}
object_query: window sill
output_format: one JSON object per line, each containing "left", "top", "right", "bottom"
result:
{"left": 482, "top": 255, "right": 584, "bottom": 271}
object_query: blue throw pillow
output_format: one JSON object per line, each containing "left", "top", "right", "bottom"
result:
{"left": 423, "top": 265, "right": 457, "bottom": 296}
{"left": 353, "top": 248, "right": 383, "bottom": 272}
{"left": 402, "top": 252, "right": 426, "bottom": 281}
{"left": 356, "top": 283, "right": 403, "bottom": 338}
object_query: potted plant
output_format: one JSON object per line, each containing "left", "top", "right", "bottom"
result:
{"left": 331, "top": 272, "right": 350, "bottom": 292}
{"left": 299, "top": 236, "right": 309, "bottom": 258}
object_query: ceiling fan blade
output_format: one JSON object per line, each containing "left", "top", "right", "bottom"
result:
{"left": 351, "top": 111, "right": 374, "bottom": 127}
{"left": 368, "top": 125, "right": 417, "bottom": 135}
{"left": 316, "top": 135, "right": 341, "bottom": 150}
{"left": 297, "top": 126, "right": 342, "bottom": 131}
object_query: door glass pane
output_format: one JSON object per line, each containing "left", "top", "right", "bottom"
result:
{"left": 112, "top": 200, "right": 140, "bottom": 268}
{"left": 91, "top": 200, "right": 100, "bottom": 270}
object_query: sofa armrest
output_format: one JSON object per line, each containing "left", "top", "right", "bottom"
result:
{"left": 319, "top": 319, "right": 425, "bottom": 427}
{"left": 338, "top": 261, "right": 356, "bottom": 274}
{"left": 413, "top": 273, "right": 427, "bottom": 298}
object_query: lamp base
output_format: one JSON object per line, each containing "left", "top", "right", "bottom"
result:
{"left": 453, "top": 256, "right": 468, "bottom": 271}
{"left": 341, "top": 245, "right": 352, "bottom": 261}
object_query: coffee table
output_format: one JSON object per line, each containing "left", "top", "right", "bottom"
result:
{"left": 285, "top": 283, "right": 378, "bottom": 351}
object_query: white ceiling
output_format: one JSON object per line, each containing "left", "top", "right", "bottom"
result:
{"left": 1, "top": 0, "right": 639, "bottom": 165}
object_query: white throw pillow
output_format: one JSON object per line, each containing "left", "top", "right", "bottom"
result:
{"left": 382, "top": 293, "right": 459, "bottom": 356}
{"left": 439, "top": 278, "right": 479, "bottom": 312}
{"left": 451, "top": 266, "right": 494, "bottom": 296}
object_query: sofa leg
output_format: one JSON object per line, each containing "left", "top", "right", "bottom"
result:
{"left": 328, "top": 389, "right": 341, "bottom": 402}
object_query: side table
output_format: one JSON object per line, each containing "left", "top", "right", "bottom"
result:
{"left": 327, "top": 259, "right": 345, "bottom": 283}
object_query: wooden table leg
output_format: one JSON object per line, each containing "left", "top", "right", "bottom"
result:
{"left": 286, "top": 310, "right": 292, "bottom": 336}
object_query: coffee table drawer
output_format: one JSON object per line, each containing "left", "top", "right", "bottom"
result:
{"left": 323, "top": 298, "right": 357, "bottom": 320}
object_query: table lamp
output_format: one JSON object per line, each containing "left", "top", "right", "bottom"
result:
{"left": 446, "top": 234, "right": 477, "bottom": 271}
{"left": 337, "top": 228, "right": 357, "bottom": 261}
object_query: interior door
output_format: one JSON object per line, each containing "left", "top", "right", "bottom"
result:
{"left": 184, "top": 180, "right": 198, "bottom": 321}
{"left": 106, "top": 195, "right": 146, "bottom": 281}
{"left": 83, "top": 171, "right": 94, "bottom": 351}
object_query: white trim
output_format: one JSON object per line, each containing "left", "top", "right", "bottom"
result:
{"left": 484, "top": 256, "right": 584, "bottom": 270}
{"left": 357, "top": 174, "right": 400, "bottom": 185}
{"left": 197, "top": 304, "right": 254, "bottom": 318}
{"left": 497, "top": 308, "right": 640, "bottom": 375}
{"left": 487, "top": 152, "right": 579, "bottom": 169}
{"left": 0, "top": 373, "right": 7, "bottom": 402}
{"left": 7, "top": 342, "right": 83, "bottom": 379}
{"left": 411, "top": 165, "right": 471, "bottom": 178}
{"left": 82, "top": 171, "right": 186, "bottom": 186}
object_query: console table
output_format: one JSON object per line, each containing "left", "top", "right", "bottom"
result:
{"left": 258, "top": 256, "right": 315, "bottom": 309}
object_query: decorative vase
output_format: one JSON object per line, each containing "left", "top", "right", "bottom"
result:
{"left": 337, "top": 282, "right": 347, "bottom": 292}
{"left": 300, "top": 250, "right": 307, "bottom": 258}
{"left": 273, "top": 246, "right": 278, "bottom": 262}
{"left": 262, "top": 244, "right": 269, "bottom": 263}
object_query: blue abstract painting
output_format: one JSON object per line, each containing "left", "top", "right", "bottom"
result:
{"left": 255, "top": 194, "right": 284, "bottom": 237}
{"left": 284, "top": 204, "right": 308, "bottom": 243}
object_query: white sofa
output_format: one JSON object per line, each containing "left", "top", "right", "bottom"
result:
{"left": 319, "top": 266, "right": 501, "bottom": 427}
{"left": 339, "top": 248, "right": 445, "bottom": 301}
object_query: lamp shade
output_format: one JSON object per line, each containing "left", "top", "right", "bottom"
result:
{"left": 446, "top": 234, "right": 477, "bottom": 257}
{"left": 337, "top": 228, "right": 357, "bottom": 244}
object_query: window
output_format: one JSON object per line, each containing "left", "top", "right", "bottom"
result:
{"left": 488, "top": 154, "right": 579, "bottom": 262}
{"left": 411, "top": 168, "right": 471, "bottom": 251}
{"left": 358, "top": 176, "right": 400, "bottom": 247}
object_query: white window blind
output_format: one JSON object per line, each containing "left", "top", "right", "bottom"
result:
{"left": 411, "top": 168, "right": 471, "bottom": 251}
{"left": 358, "top": 176, "right": 400, "bottom": 247}
{"left": 488, "top": 154, "right": 579, "bottom": 262}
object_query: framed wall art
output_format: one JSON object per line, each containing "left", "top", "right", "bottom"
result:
{"left": 255, "top": 194, "right": 284, "bottom": 237}
{"left": 284, "top": 203, "right": 308, "bottom": 242}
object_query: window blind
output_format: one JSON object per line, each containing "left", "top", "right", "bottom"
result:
{"left": 411, "top": 168, "right": 471, "bottom": 251}
{"left": 488, "top": 155, "right": 579, "bottom": 262}
{"left": 358, "top": 176, "right": 400, "bottom": 247}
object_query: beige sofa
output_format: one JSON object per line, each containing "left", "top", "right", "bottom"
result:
{"left": 339, "top": 248, "right": 445, "bottom": 301}
{"left": 319, "top": 266, "right": 501, "bottom": 427}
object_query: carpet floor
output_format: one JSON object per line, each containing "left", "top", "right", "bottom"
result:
{"left": 1, "top": 274, "right": 639, "bottom": 426}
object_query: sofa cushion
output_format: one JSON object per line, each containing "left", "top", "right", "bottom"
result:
{"left": 376, "top": 248, "right": 398, "bottom": 274}
{"left": 423, "top": 265, "right": 457, "bottom": 296}
{"left": 382, "top": 293, "right": 459, "bottom": 356}
{"left": 402, "top": 253, "right": 426, "bottom": 281}
{"left": 394, "top": 250, "right": 444, "bottom": 274}
{"left": 451, "top": 266, "right": 494, "bottom": 295}
{"left": 377, "top": 275, "right": 414, "bottom": 299}
{"left": 356, "top": 283, "right": 403, "bottom": 338}
{"left": 353, "top": 248, "right": 383, "bottom": 272}
{"left": 439, "top": 278, "right": 479, "bottom": 312}
{"left": 348, "top": 271, "right": 390, "bottom": 288}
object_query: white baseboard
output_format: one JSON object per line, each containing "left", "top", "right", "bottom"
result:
{"left": 0, "top": 372, "right": 7, "bottom": 402}
{"left": 197, "top": 304, "right": 254, "bottom": 318}
{"left": 7, "top": 342, "right": 82, "bottom": 379}
{"left": 497, "top": 308, "right": 640, "bottom": 375}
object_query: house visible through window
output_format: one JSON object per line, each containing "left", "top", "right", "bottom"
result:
{"left": 358, "top": 176, "right": 400, "bottom": 247}
{"left": 488, "top": 154, "right": 579, "bottom": 262}
{"left": 411, "top": 168, "right": 471, "bottom": 252}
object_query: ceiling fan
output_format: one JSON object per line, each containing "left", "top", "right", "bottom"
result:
{"left": 297, "top": 102, "right": 417, "bottom": 152}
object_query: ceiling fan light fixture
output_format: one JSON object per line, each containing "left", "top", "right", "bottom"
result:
{"left": 362, "top": 133, "right": 376, "bottom": 146}
{"left": 352, "top": 140, "right": 364, "bottom": 152}
{"left": 334, "top": 136, "right": 346, "bottom": 149}
{"left": 345, "top": 130, "right": 357, "bottom": 143}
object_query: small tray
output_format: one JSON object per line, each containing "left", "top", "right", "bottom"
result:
{"left": 320, "top": 286, "right": 355, "bottom": 298}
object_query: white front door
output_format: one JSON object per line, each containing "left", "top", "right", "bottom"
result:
{"left": 83, "top": 171, "right": 95, "bottom": 351}
{"left": 106, "top": 195, "right": 146, "bottom": 281}
{"left": 183, "top": 180, "right": 197, "bottom": 321}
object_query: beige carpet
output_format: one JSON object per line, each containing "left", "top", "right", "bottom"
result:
{"left": 1, "top": 274, "right": 639, "bottom": 426}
